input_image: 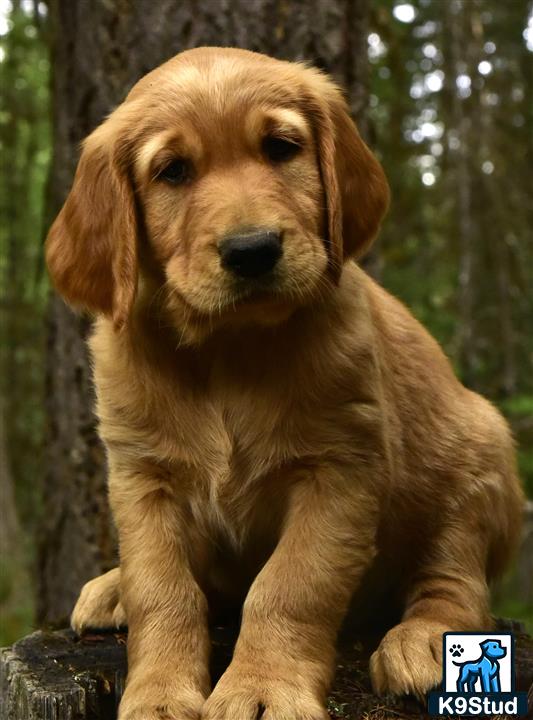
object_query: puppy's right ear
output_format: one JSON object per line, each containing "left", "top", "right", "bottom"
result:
{"left": 46, "top": 122, "right": 138, "bottom": 328}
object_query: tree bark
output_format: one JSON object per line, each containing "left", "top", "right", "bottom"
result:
{"left": 0, "top": 402, "right": 20, "bottom": 557}
{"left": 2, "top": 621, "right": 532, "bottom": 720}
{"left": 442, "top": 1, "right": 477, "bottom": 388}
{"left": 39, "top": 0, "right": 370, "bottom": 624}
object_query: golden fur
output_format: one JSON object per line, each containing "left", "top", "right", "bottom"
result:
{"left": 46, "top": 48, "right": 523, "bottom": 720}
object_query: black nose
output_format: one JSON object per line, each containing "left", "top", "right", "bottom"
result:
{"left": 219, "top": 230, "right": 282, "bottom": 278}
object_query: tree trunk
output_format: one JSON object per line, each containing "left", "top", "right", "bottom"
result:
{"left": 39, "top": 0, "right": 370, "bottom": 624}
{"left": 0, "top": 398, "right": 31, "bottom": 641}
{"left": 441, "top": 1, "right": 480, "bottom": 389}
{"left": 2, "top": 621, "right": 532, "bottom": 720}
{"left": 0, "top": 401, "right": 20, "bottom": 557}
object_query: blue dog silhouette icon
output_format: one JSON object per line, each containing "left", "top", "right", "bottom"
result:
{"left": 454, "top": 639, "right": 507, "bottom": 692}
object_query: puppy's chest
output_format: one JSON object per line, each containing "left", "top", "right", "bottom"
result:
{"left": 103, "top": 346, "right": 373, "bottom": 540}
{"left": 174, "top": 392, "right": 299, "bottom": 543}
{"left": 187, "top": 390, "right": 301, "bottom": 485}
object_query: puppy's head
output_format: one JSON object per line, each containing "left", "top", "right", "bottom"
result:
{"left": 46, "top": 48, "right": 389, "bottom": 340}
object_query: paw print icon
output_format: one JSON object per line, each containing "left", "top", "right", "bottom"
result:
{"left": 450, "top": 643, "right": 464, "bottom": 658}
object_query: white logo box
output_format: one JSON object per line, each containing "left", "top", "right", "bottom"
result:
{"left": 443, "top": 632, "right": 514, "bottom": 693}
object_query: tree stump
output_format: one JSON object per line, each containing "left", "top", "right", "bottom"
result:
{"left": 1, "top": 621, "right": 532, "bottom": 720}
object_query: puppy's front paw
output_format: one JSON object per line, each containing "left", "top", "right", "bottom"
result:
{"left": 370, "top": 619, "right": 447, "bottom": 698}
{"left": 202, "top": 661, "right": 328, "bottom": 720}
{"left": 71, "top": 567, "right": 126, "bottom": 634}
{"left": 119, "top": 683, "right": 205, "bottom": 720}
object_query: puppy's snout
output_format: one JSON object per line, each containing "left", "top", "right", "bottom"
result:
{"left": 219, "top": 230, "right": 282, "bottom": 278}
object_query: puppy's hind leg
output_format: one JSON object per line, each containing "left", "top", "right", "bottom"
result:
{"left": 370, "top": 515, "right": 494, "bottom": 697}
{"left": 371, "top": 441, "right": 523, "bottom": 700}
{"left": 71, "top": 567, "right": 126, "bottom": 634}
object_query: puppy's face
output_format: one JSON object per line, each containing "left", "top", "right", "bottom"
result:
{"left": 46, "top": 48, "right": 389, "bottom": 341}
{"left": 134, "top": 62, "right": 327, "bottom": 328}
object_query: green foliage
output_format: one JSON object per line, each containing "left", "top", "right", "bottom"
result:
{"left": 0, "top": 5, "right": 50, "bottom": 524}
{"left": 499, "top": 394, "right": 533, "bottom": 497}
{"left": 370, "top": 0, "right": 532, "bottom": 391}
{"left": 0, "top": 556, "right": 35, "bottom": 646}
{"left": 493, "top": 598, "right": 533, "bottom": 635}
{"left": 0, "top": 3, "right": 50, "bottom": 644}
{"left": 501, "top": 394, "right": 533, "bottom": 418}
{"left": 369, "top": 0, "right": 533, "bottom": 495}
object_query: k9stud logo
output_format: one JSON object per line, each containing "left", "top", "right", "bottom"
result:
{"left": 428, "top": 632, "right": 528, "bottom": 716}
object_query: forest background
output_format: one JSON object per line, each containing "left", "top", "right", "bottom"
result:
{"left": 1, "top": 0, "right": 532, "bottom": 646}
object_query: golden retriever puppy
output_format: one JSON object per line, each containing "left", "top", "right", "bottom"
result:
{"left": 46, "top": 47, "right": 523, "bottom": 720}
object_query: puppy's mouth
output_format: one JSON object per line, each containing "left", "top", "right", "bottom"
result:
{"left": 228, "top": 270, "right": 323, "bottom": 312}
{"left": 231, "top": 274, "right": 283, "bottom": 302}
{"left": 166, "top": 276, "right": 290, "bottom": 318}
{"left": 164, "top": 280, "right": 296, "bottom": 343}
{"left": 164, "top": 260, "right": 324, "bottom": 328}
{"left": 216, "top": 284, "right": 294, "bottom": 319}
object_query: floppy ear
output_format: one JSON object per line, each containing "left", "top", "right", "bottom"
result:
{"left": 45, "top": 122, "right": 138, "bottom": 328}
{"left": 305, "top": 74, "right": 390, "bottom": 279}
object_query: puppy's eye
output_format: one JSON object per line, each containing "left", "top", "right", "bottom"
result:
{"left": 158, "top": 159, "right": 191, "bottom": 184}
{"left": 262, "top": 136, "right": 301, "bottom": 163}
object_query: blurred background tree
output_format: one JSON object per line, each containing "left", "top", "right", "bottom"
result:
{"left": 1, "top": 0, "right": 531, "bottom": 645}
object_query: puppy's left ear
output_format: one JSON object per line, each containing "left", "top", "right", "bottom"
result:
{"left": 305, "top": 74, "right": 390, "bottom": 279}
